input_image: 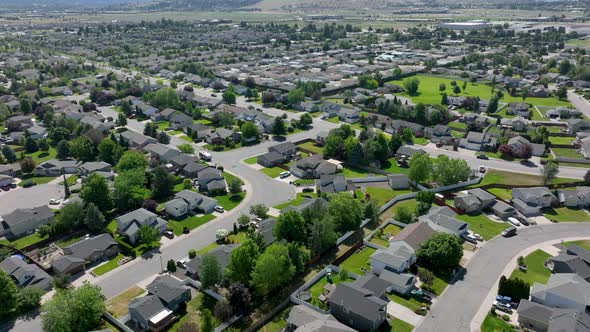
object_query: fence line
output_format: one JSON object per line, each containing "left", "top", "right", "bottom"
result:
{"left": 103, "top": 312, "right": 134, "bottom": 332}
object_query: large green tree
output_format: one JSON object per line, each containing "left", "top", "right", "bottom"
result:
{"left": 328, "top": 193, "right": 363, "bottom": 232}
{"left": 273, "top": 210, "right": 306, "bottom": 243}
{"left": 200, "top": 254, "right": 222, "bottom": 289}
{"left": 417, "top": 233, "right": 463, "bottom": 270}
{"left": 55, "top": 201, "right": 85, "bottom": 233}
{"left": 69, "top": 136, "right": 95, "bottom": 162}
{"left": 226, "top": 239, "right": 260, "bottom": 286}
{"left": 80, "top": 173, "right": 113, "bottom": 213}
{"left": 84, "top": 203, "right": 107, "bottom": 234}
{"left": 56, "top": 140, "right": 70, "bottom": 160}
{"left": 251, "top": 243, "right": 295, "bottom": 296}
{"left": 151, "top": 166, "right": 175, "bottom": 200}
{"left": 0, "top": 271, "right": 18, "bottom": 316}
{"left": 116, "top": 151, "right": 147, "bottom": 172}
{"left": 408, "top": 153, "right": 432, "bottom": 184}
{"left": 98, "top": 138, "right": 123, "bottom": 165}
{"left": 114, "top": 168, "right": 148, "bottom": 211}
{"left": 308, "top": 215, "right": 338, "bottom": 255}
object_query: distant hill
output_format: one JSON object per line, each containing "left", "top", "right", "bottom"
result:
{"left": 0, "top": 0, "right": 153, "bottom": 9}
{"left": 145, "top": 0, "right": 263, "bottom": 10}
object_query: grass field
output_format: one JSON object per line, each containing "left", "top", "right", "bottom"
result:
{"left": 552, "top": 147, "right": 584, "bottom": 159}
{"left": 55, "top": 234, "right": 84, "bottom": 248}
{"left": 273, "top": 192, "right": 318, "bottom": 210}
{"left": 339, "top": 246, "right": 376, "bottom": 275}
{"left": 168, "top": 214, "right": 217, "bottom": 235}
{"left": 387, "top": 75, "right": 570, "bottom": 108}
{"left": 370, "top": 223, "right": 403, "bottom": 248}
{"left": 456, "top": 213, "right": 507, "bottom": 240}
{"left": 481, "top": 314, "right": 514, "bottom": 332}
{"left": 548, "top": 136, "right": 575, "bottom": 145}
{"left": 297, "top": 141, "right": 323, "bottom": 154}
{"left": 339, "top": 165, "right": 371, "bottom": 178}
{"left": 509, "top": 249, "right": 552, "bottom": 285}
{"left": 365, "top": 187, "right": 413, "bottom": 208}
{"left": 24, "top": 147, "right": 57, "bottom": 163}
{"left": 383, "top": 159, "right": 411, "bottom": 174}
{"left": 476, "top": 170, "right": 576, "bottom": 187}
{"left": 106, "top": 286, "right": 145, "bottom": 318}
{"left": 260, "top": 166, "right": 286, "bottom": 178}
{"left": 487, "top": 188, "right": 512, "bottom": 200}
{"left": 93, "top": 253, "right": 124, "bottom": 276}
{"left": 216, "top": 192, "right": 245, "bottom": 211}
{"left": 256, "top": 306, "right": 291, "bottom": 332}
{"left": 543, "top": 207, "right": 590, "bottom": 223}
{"left": 0, "top": 232, "right": 49, "bottom": 249}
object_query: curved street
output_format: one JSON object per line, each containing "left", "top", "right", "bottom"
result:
{"left": 415, "top": 223, "right": 590, "bottom": 332}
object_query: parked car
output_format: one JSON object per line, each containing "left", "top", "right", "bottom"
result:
{"left": 474, "top": 233, "right": 484, "bottom": 241}
{"left": 163, "top": 231, "right": 174, "bottom": 239}
{"left": 1, "top": 185, "right": 9, "bottom": 191}
{"left": 279, "top": 171, "right": 291, "bottom": 179}
{"left": 496, "top": 295, "right": 512, "bottom": 303}
{"left": 199, "top": 150, "right": 212, "bottom": 161}
{"left": 22, "top": 180, "right": 35, "bottom": 188}
{"left": 463, "top": 234, "right": 478, "bottom": 244}
{"left": 477, "top": 154, "right": 489, "bottom": 160}
{"left": 479, "top": 166, "right": 487, "bottom": 173}
{"left": 211, "top": 93, "right": 217, "bottom": 97}
{"left": 501, "top": 226, "right": 517, "bottom": 237}
{"left": 9, "top": 183, "right": 16, "bottom": 189}
{"left": 507, "top": 217, "right": 521, "bottom": 227}
{"left": 49, "top": 199, "right": 61, "bottom": 205}
{"left": 493, "top": 300, "right": 512, "bottom": 313}
{"left": 214, "top": 206, "right": 225, "bottom": 213}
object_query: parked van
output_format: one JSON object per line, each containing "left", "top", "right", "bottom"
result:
{"left": 199, "top": 150, "right": 212, "bottom": 161}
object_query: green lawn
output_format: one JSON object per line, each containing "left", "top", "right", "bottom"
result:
{"left": 448, "top": 121, "right": 467, "bottom": 130}
{"left": 260, "top": 166, "right": 286, "bottom": 178}
{"left": 382, "top": 159, "right": 410, "bottom": 174}
{"left": 481, "top": 314, "right": 514, "bottom": 332}
{"left": 487, "top": 188, "right": 512, "bottom": 200}
{"left": 55, "top": 234, "right": 84, "bottom": 248}
{"left": 476, "top": 170, "right": 576, "bottom": 187}
{"left": 179, "top": 135, "right": 193, "bottom": 142}
{"left": 339, "top": 247, "right": 376, "bottom": 275}
{"left": 293, "top": 179, "right": 315, "bottom": 185}
{"left": 308, "top": 273, "right": 350, "bottom": 300}
{"left": 204, "top": 142, "right": 243, "bottom": 152}
{"left": 257, "top": 306, "right": 291, "bottom": 332}
{"left": 297, "top": 141, "right": 323, "bottom": 154}
{"left": 168, "top": 214, "right": 217, "bottom": 235}
{"left": 552, "top": 147, "right": 584, "bottom": 159}
{"left": 548, "top": 136, "right": 576, "bottom": 145}
{"left": 509, "top": 249, "right": 552, "bottom": 285}
{"left": 413, "top": 136, "right": 429, "bottom": 145}
{"left": 25, "top": 147, "right": 57, "bottom": 163}
{"left": 565, "top": 240, "right": 590, "bottom": 251}
{"left": 339, "top": 165, "right": 370, "bottom": 178}
{"left": 430, "top": 273, "right": 450, "bottom": 295}
{"left": 216, "top": 192, "right": 245, "bottom": 211}
{"left": 58, "top": 175, "right": 78, "bottom": 186}
{"left": 223, "top": 172, "right": 244, "bottom": 185}
{"left": 365, "top": 187, "right": 413, "bottom": 208}
{"left": 456, "top": 213, "right": 507, "bottom": 240}
{"left": 380, "top": 199, "right": 418, "bottom": 223}
{"left": 18, "top": 174, "right": 57, "bottom": 187}
{"left": 273, "top": 192, "right": 318, "bottom": 210}
{"left": 387, "top": 74, "right": 570, "bottom": 108}
{"left": 370, "top": 224, "right": 403, "bottom": 248}
{"left": 92, "top": 253, "right": 124, "bottom": 276}
{"left": 0, "top": 232, "right": 49, "bottom": 249}
{"left": 197, "top": 242, "right": 219, "bottom": 255}
{"left": 388, "top": 319, "right": 414, "bottom": 332}
{"left": 154, "top": 121, "right": 171, "bottom": 130}
{"left": 543, "top": 207, "right": 590, "bottom": 222}
{"left": 388, "top": 293, "right": 426, "bottom": 312}
{"left": 244, "top": 156, "right": 258, "bottom": 164}
{"left": 168, "top": 291, "right": 219, "bottom": 332}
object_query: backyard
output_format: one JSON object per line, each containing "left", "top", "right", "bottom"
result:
{"left": 168, "top": 291, "right": 219, "bottom": 332}
{"left": 297, "top": 141, "right": 323, "bottom": 154}
{"left": 509, "top": 249, "right": 552, "bottom": 285}
{"left": 365, "top": 187, "right": 413, "bottom": 208}
{"left": 369, "top": 223, "right": 403, "bottom": 248}
{"left": 339, "top": 246, "right": 376, "bottom": 275}
{"left": 273, "top": 192, "right": 318, "bottom": 211}
{"left": 0, "top": 232, "right": 49, "bottom": 249}
{"left": 552, "top": 147, "right": 585, "bottom": 159}
{"left": 379, "top": 199, "right": 418, "bottom": 223}
{"left": 105, "top": 286, "right": 146, "bottom": 318}
{"left": 476, "top": 170, "right": 576, "bottom": 187}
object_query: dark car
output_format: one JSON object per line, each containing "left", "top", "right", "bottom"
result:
{"left": 501, "top": 226, "right": 517, "bottom": 237}
{"left": 22, "top": 180, "right": 35, "bottom": 188}
{"left": 163, "top": 231, "right": 174, "bottom": 239}
{"left": 477, "top": 154, "right": 489, "bottom": 160}
{"left": 1, "top": 185, "right": 9, "bottom": 191}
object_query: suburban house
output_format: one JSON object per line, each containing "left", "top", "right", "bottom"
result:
{"left": 548, "top": 253, "right": 590, "bottom": 281}
{"left": 164, "top": 198, "right": 189, "bottom": 218}
{"left": 27, "top": 124, "right": 48, "bottom": 139}
{"left": 0, "top": 256, "right": 52, "bottom": 291}
{"left": 289, "top": 154, "right": 337, "bottom": 179}
{"left": 1, "top": 206, "right": 55, "bottom": 239}
{"left": 388, "top": 174, "right": 410, "bottom": 189}
{"left": 500, "top": 116, "right": 528, "bottom": 132}
{"left": 134, "top": 102, "right": 158, "bottom": 117}
{"left": 197, "top": 167, "right": 227, "bottom": 194}
{"left": 205, "top": 128, "right": 241, "bottom": 145}
{"left": 395, "top": 145, "right": 426, "bottom": 165}
{"left": 507, "top": 136, "right": 545, "bottom": 157}
{"left": 185, "top": 122, "right": 212, "bottom": 141}
{"left": 256, "top": 218, "right": 277, "bottom": 246}
{"left": 119, "top": 130, "right": 158, "bottom": 149}
{"left": 316, "top": 131, "right": 330, "bottom": 146}
{"left": 50, "top": 255, "right": 86, "bottom": 276}
{"left": 378, "top": 270, "right": 416, "bottom": 295}
{"left": 257, "top": 151, "right": 285, "bottom": 168}
{"left": 0, "top": 164, "right": 21, "bottom": 178}
{"left": 517, "top": 299, "right": 589, "bottom": 332}
{"left": 459, "top": 131, "right": 497, "bottom": 151}
{"left": 115, "top": 208, "right": 168, "bottom": 244}
{"left": 567, "top": 119, "right": 590, "bottom": 134}
{"left": 389, "top": 120, "right": 424, "bottom": 137}
{"left": 286, "top": 304, "right": 355, "bottom": 332}
{"left": 146, "top": 275, "right": 191, "bottom": 312}
{"left": 329, "top": 282, "right": 388, "bottom": 331}
{"left": 507, "top": 102, "right": 530, "bottom": 118}
{"left": 390, "top": 222, "right": 435, "bottom": 251}
{"left": 370, "top": 241, "right": 416, "bottom": 274}
{"left": 34, "top": 159, "right": 83, "bottom": 176}
{"left": 281, "top": 197, "right": 329, "bottom": 214}
{"left": 186, "top": 244, "right": 237, "bottom": 278}
{"left": 531, "top": 273, "right": 590, "bottom": 312}
{"left": 79, "top": 161, "right": 112, "bottom": 175}
{"left": 182, "top": 161, "right": 207, "bottom": 178}
{"left": 170, "top": 112, "right": 193, "bottom": 130}
{"left": 424, "top": 124, "right": 453, "bottom": 144}
{"left": 268, "top": 142, "right": 297, "bottom": 160}
{"left": 5, "top": 115, "right": 33, "bottom": 131}
{"left": 52, "top": 234, "right": 119, "bottom": 275}
{"left": 151, "top": 108, "right": 177, "bottom": 122}
{"left": 0, "top": 174, "right": 13, "bottom": 187}
{"left": 129, "top": 295, "right": 175, "bottom": 331}
{"left": 418, "top": 206, "right": 469, "bottom": 237}
{"left": 454, "top": 188, "right": 496, "bottom": 214}
{"left": 317, "top": 174, "right": 354, "bottom": 194}
{"left": 338, "top": 108, "right": 361, "bottom": 123}
{"left": 512, "top": 187, "right": 557, "bottom": 216}
{"left": 174, "top": 190, "right": 218, "bottom": 214}
{"left": 144, "top": 143, "right": 180, "bottom": 162}
{"left": 489, "top": 199, "right": 517, "bottom": 219}
{"left": 557, "top": 187, "right": 590, "bottom": 208}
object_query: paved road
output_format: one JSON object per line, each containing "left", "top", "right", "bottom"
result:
{"left": 568, "top": 90, "right": 590, "bottom": 119}
{"left": 0, "top": 184, "right": 64, "bottom": 215}
{"left": 415, "top": 223, "right": 590, "bottom": 332}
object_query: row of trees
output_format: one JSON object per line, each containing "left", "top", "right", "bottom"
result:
{"left": 408, "top": 153, "right": 472, "bottom": 186}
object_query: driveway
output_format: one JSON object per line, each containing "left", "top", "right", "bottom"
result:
{"left": 415, "top": 223, "right": 590, "bottom": 332}
{"left": 387, "top": 301, "right": 423, "bottom": 326}
{"left": 0, "top": 183, "right": 63, "bottom": 215}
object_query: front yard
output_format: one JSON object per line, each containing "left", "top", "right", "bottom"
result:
{"left": 260, "top": 166, "right": 287, "bottom": 178}
{"left": 92, "top": 253, "right": 125, "bottom": 276}
{"left": 17, "top": 174, "right": 57, "bottom": 187}
{"left": 481, "top": 314, "right": 515, "bottom": 332}
{"left": 509, "top": 249, "right": 552, "bottom": 285}
{"left": 297, "top": 141, "right": 323, "bottom": 154}
{"left": 455, "top": 213, "right": 507, "bottom": 240}
{"left": 387, "top": 293, "right": 426, "bottom": 312}
{"left": 543, "top": 207, "right": 590, "bottom": 223}
{"left": 167, "top": 214, "right": 217, "bottom": 236}
{"left": 552, "top": 147, "right": 585, "bottom": 159}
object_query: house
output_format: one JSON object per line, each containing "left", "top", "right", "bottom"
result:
{"left": 182, "top": 161, "right": 207, "bottom": 178}
{"left": 395, "top": 145, "right": 426, "bottom": 162}
{"left": 390, "top": 222, "right": 435, "bottom": 251}
{"left": 508, "top": 102, "right": 530, "bottom": 118}
{"left": 144, "top": 143, "right": 180, "bottom": 162}
{"left": 186, "top": 244, "right": 237, "bottom": 278}
{"left": 150, "top": 108, "right": 177, "bottom": 122}
{"left": 281, "top": 197, "right": 329, "bottom": 214}
{"left": 338, "top": 108, "right": 361, "bottom": 123}
{"left": 0, "top": 256, "right": 52, "bottom": 291}
{"left": 454, "top": 188, "right": 496, "bottom": 213}
{"left": 581, "top": 136, "right": 590, "bottom": 158}
{"left": 418, "top": 206, "right": 469, "bottom": 237}
{"left": 146, "top": 275, "right": 191, "bottom": 311}
{"left": 257, "top": 151, "right": 285, "bottom": 168}
{"left": 53, "top": 234, "right": 119, "bottom": 275}
{"left": 129, "top": 295, "right": 175, "bottom": 332}
{"left": 205, "top": 128, "right": 240, "bottom": 145}
{"left": 500, "top": 116, "right": 528, "bottom": 132}
{"left": 286, "top": 305, "right": 355, "bottom": 332}
{"left": 35, "top": 159, "right": 82, "bottom": 176}
{"left": 531, "top": 273, "right": 590, "bottom": 312}
{"left": 316, "top": 131, "right": 330, "bottom": 146}
{"left": 557, "top": 187, "right": 590, "bottom": 208}
{"left": 370, "top": 241, "right": 416, "bottom": 274}
{"left": 256, "top": 218, "right": 277, "bottom": 246}
{"left": 79, "top": 161, "right": 112, "bottom": 175}
{"left": 548, "top": 254, "right": 590, "bottom": 281}
{"left": 289, "top": 154, "right": 337, "bottom": 179}
{"left": 268, "top": 142, "right": 297, "bottom": 160}
{"left": 185, "top": 123, "right": 212, "bottom": 141}
{"left": 353, "top": 274, "right": 391, "bottom": 299}
{"left": 389, "top": 120, "right": 424, "bottom": 137}
{"left": 517, "top": 299, "right": 589, "bottom": 332}
{"left": 295, "top": 101, "right": 320, "bottom": 113}
{"left": 329, "top": 282, "right": 388, "bottom": 331}
{"left": 459, "top": 131, "right": 497, "bottom": 151}
{"left": 317, "top": 174, "right": 353, "bottom": 193}
{"left": 546, "top": 107, "right": 581, "bottom": 119}
{"left": 119, "top": 131, "right": 158, "bottom": 149}
{"left": 170, "top": 112, "right": 193, "bottom": 130}
{"left": 424, "top": 125, "right": 453, "bottom": 144}
{"left": 388, "top": 174, "right": 410, "bottom": 189}
{"left": 568, "top": 119, "right": 590, "bottom": 134}
{"left": 134, "top": 102, "right": 158, "bottom": 117}
{"left": 0, "top": 164, "right": 21, "bottom": 178}
{"left": 115, "top": 208, "right": 168, "bottom": 244}
{"left": 164, "top": 198, "right": 189, "bottom": 218}
{"left": 27, "top": 125, "right": 47, "bottom": 139}
{"left": 512, "top": 187, "right": 557, "bottom": 216}
{"left": 508, "top": 136, "right": 545, "bottom": 157}
{"left": 1, "top": 206, "right": 54, "bottom": 239}
{"left": 197, "top": 167, "right": 224, "bottom": 187}
{"left": 489, "top": 199, "right": 517, "bottom": 219}
{"left": 379, "top": 270, "right": 415, "bottom": 295}
{"left": 174, "top": 190, "right": 218, "bottom": 214}
{"left": 321, "top": 102, "right": 341, "bottom": 118}
{"left": 5, "top": 115, "right": 33, "bottom": 132}
{"left": 51, "top": 255, "right": 86, "bottom": 276}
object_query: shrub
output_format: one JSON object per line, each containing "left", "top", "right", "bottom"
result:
{"left": 188, "top": 249, "right": 197, "bottom": 258}
{"left": 502, "top": 315, "right": 510, "bottom": 321}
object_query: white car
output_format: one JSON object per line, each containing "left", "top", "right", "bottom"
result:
{"left": 49, "top": 199, "right": 61, "bottom": 205}
{"left": 214, "top": 206, "right": 225, "bottom": 213}
{"left": 279, "top": 171, "right": 291, "bottom": 179}
{"left": 507, "top": 217, "right": 521, "bottom": 227}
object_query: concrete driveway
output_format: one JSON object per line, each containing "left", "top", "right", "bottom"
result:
{"left": 387, "top": 301, "right": 423, "bottom": 326}
{"left": 0, "top": 183, "right": 64, "bottom": 215}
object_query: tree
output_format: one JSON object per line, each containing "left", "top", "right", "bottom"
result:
{"left": 98, "top": 138, "right": 123, "bottom": 165}
{"left": 116, "top": 112, "right": 127, "bottom": 127}
{"left": 38, "top": 139, "right": 49, "bottom": 152}
{"left": 432, "top": 155, "right": 471, "bottom": 186}
{"left": 116, "top": 151, "right": 147, "bottom": 172}
{"left": 167, "top": 259, "right": 177, "bottom": 273}
{"left": 226, "top": 239, "right": 260, "bottom": 286}
{"left": 274, "top": 210, "right": 306, "bottom": 243}
{"left": 69, "top": 136, "right": 95, "bottom": 162}
{"left": 158, "top": 132, "right": 170, "bottom": 144}
{"left": 395, "top": 206, "right": 414, "bottom": 224}
{"left": 250, "top": 204, "right": 268, "bottom": 219}
{"left": 272, "top": 116, "right": 286, "bottom": 136}
{"left": 418, "top": 267, "right": 435, "bottom": 292}
{"left": 238, "top": 214, "right": 250, "bottom": 228}
{"left": 287, "top": 242, "right": 310, "bottom": 274}
{"left": 227, "top": 282, "right": 252, "bottom": 315}
{"left": 228, "top": 178, "right": 242, "bottom": 196}
{"left": 177, "top": 144, "right": 194, "bottom": 154}
{"left": 453, "top": 85, "right": 461, "bottom": 94}
{"left": 120, "top": 100, "right": 132, "bottom": 115}
{"left": 84, "top": 203, "right": 107, "bottom": 234}
{"left": 403, "top": 77, "right": 420, "bottom": 95}
{"left": 114, "top": 169, "right": 148, "bottom": 211}
{"left": 55, "top": 201, "right": 85, "bottom": 233}
{"left": 439, "top": 83, "right": 446, "bottom": 93}
{"left": 143, "top": 122, "right": 157, "bottom": 138}
{"left": 41, "top": 282, "right": 106, "bottom": 332}
{"left": 498, "top": 276, "right": 530, "bottom": 302}
{"left": 20, "top": 157, "right": 36, "bottom": 174}
{"left": 364, "top": 133, "right": 390, "bottom": 164}
{"left": 240, "top": 122, "right": 260, "bottom": 144}
{"left": 287, "top": 88, "right": 305, "bottom": 106}
{"left": 80, "top": 173, "right": 113, "bottom": 213}
{"left": 298, "top": 113, "right": 313, "bottom": 129}
{"left": 201, "top": 309, "right": 214, "bottom": 332}
{"left": 402, "top": 127, "right": 414, "bottom": 143}
{"left": 328, "top": 193, "right": 363, "bottom": 232}
{"left": 222, "top": 85, "right": 237, "bottom": 104}
{"left": 487, "top": 96, "right": 499, "bottom": 114}
{"left": 309, "top": 215, "right": 338, "bottom": 256}
{"left": 441, "top": 92, "right": 448, "bottom": 105}
{"left": 408, "top": 153, "right": 432, "bottom": 183}
{"left": 200, "top": 254, "right": 222, "bottom": 289}
{"left": 24, "top": 137, "right": 39, "bottom": 153}
{"left": 138, "top": 225, "right": 159, "bottom": 247}
{"left": 50, "top": 127, "right": 71, "bottom": 143}
{"left": 151, "top": 166, "right": 175, "bottom": 200}
{"left": 521, "top": 87, "right": 529, "bottom": 101}
{"left": 17, "top": 287, "right": 43, "bottom": 312}
{"left": 0, "top": 271, "right": 18, "bottom": 316}
{"left": 542, "top": 160, "right": 559, "bottom": 185}
{"left": 585, "top": 170, "right": 590, "bottom": 186}
{"left": 515, "top": 143, "right": 533, "bottom": 160}
{"left": 19, "top": 98, "right": 32, "bottom": 114}
{"left": 417, "top": 233, "right": 463, "bottom": 270}
{"left": 555, "top": 85, "right": 567, "bottom": 100}
{"left": 56, "top": 140, "right": 70, "bottom": 160}
{"left": 251, "top": 243, "right": 295, "bottom": 296}
{"left": 214, "top": 300, "right": 232, "bottom": 322}
{"left": 188, "top": 249, "right": 197, "bottom": 259}
{"left": 2, "top": 146, "right": 17, "bottom": 163}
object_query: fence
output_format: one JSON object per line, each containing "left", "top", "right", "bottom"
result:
{"left": 363, "top": 219, "right": 409, "bottom": 250}
{"left": 103, "top": 312, "right": 134, "bottom": 332}
{"left": 556, "top": 157, "right": 590, "bottom": 164}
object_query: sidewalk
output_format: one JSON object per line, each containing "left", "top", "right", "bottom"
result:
{"left": 387, "top": 301, "right": 423, "bottom": 326}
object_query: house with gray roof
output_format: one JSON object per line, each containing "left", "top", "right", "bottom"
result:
{"left": 370, "top": 241, "right": 416, "bottom": 274}
{"left": 1, "top": 206, "right": 54, "bottom": 239}
{"left": 424, "top": 124, "right": 453, "bottom": 144}
{"left": 507, "top": 102, "right": 530, "bottom": 117}
{"left": 150, "top": 108, "right": 177, "bottom": 122}
{"left": 289, "top": 154, "right": 337, "bottom": 179}
{"left": 268, "top": 142, "right": 297, "bottom": 159}
{"left": 170, "top": 112, "right": 193, "bottom": 130}
{"left": 164, "top": 198, "right": 189, "bottom": 218}
{"left": 517, "top": 299, "right": 590, "bottom": 332}
{"left": 27, "top": 124, "right": 47, "bottom": 139}
{"left": 129, "top": 295, "right": 174, "bottom": 332}
{"left": 205, "top": 128, "right": 241, "bottom": 145}
{"left": 146, "top": 275, "right": 191, "bottom": 311}
{"left": 454, "top": 188, "right": 496, "bottom": 214}
{"left": 0, "top": 256, "right": 52, "bottom": 291}
{"left": 144, "top": 143, "right": 180, "bottom": 162}
{"left": 257, "top": 151, "right": 285, "bottom": 168}
{"left": 317, "top": 174, "right": 353, "bottom": 194}
{"left": 567, "top": 118, "right": 590, "bottom": 134}
{"left": 459, "top": 131, "right": 497, "bottom": 151}
{"left": 489, "top": 199, "right": 517, "bottom": 219}
{"left": 531, "top": 273, "right": 590, "bottom": 312}
{"left": 62, "top": 233, "right": 119, "bottom": 263}
{"left": 115, "top": 208, "right": 167, "bottom": 244}
{"left": 338, "top": 108, "right": 361, "bottom": 123}
{"left": 119, "top": 130, "right": 158, "bottom": 149}
{"left": 183, "top": 161, "right": 208, "bottom": 178}
{"left": 186, "top": 244, "right": 237, "bottom": 279}
{"left": 185, "top": 122, "right": 212, "bottom": 141}
{"left": 51, "top": 255, "right": 86, "bottom": 276}
{"left": 197, "top": 167, "right": 225, "bottom": 187}
{"left": 353, "top": 274, "right": 391, "bottom": 299}
{"left": 174, "top": 190, "right": 218, "bottom": 214}
{"left": 418, "top": 206, "right": 469, "bottom": 237}
{"left": 549, "top": 253, "right": 590, "bottom": 281}
{"left": 256, "top": 218, "right": 277, "bottom": 246}
{"left": 281, "top": 197, "right": 329, "bottom": 214}
{"left": 378, "top": 270, "right": 415, "bottom": 295}
{"left": 5, "top": 115, "right": 33, "bottom": 132}
{"left": 329, "top": 282, "right": 388, "bottom": 331}
{"left": 512, "top": 187, "right": 557, "bottom": 216}
{"left": 79, "top": 161, "right": 112, "bottom": 175}
{"left": 557, "top": 187, "right": 590, "bottom": 208}
{"left": 508, "top": 136, "right": 545, "bottom": 157}
{"left": 286, "top": 305, "right": 355, "bottom": 332}
{"left": 34, "top": 159, "right": 83, "bottom": 176}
